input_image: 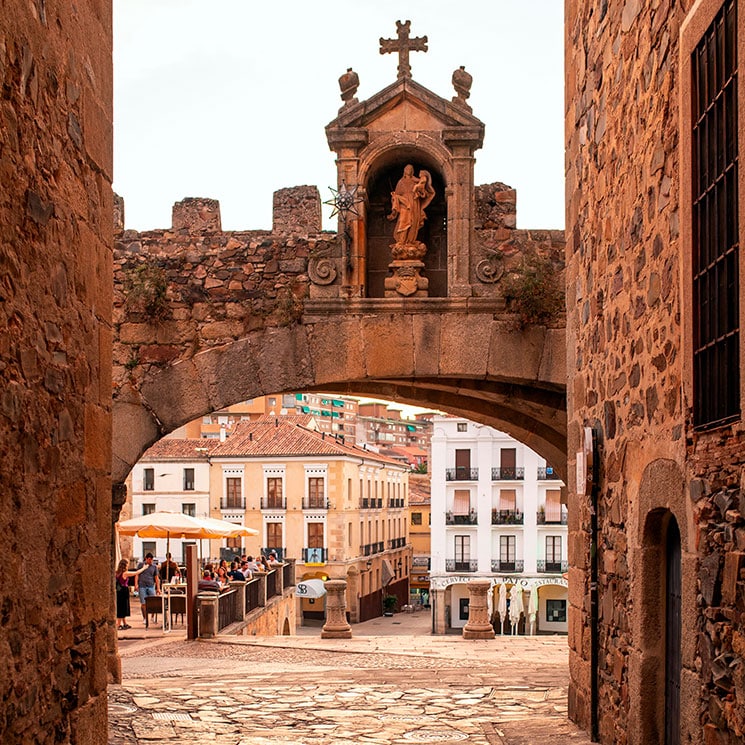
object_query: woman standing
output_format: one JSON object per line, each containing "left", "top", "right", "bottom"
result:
{"left": 115, "top": 559, "right": 146, "bottom": 630}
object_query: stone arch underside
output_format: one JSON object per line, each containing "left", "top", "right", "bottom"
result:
{"left": 112, "top": 311, "right": 566, "bottom": 484}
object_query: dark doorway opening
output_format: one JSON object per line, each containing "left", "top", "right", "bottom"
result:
{"left": 665, "top": 516, "right": 681, "bottom": 745}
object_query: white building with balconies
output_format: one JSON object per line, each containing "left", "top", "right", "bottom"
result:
{"left": 430, "top": 415, "right": 568, "bottom": 635}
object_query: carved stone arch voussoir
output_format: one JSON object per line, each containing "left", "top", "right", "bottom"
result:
{"left": 356, "top": 133, "right": 454, "bottom": 189}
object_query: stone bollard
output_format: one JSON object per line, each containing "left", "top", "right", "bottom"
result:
{"left": 230, "top": 581, "right": 247, "bottom": 623}
{"left": 462, "top": 580, "right": 495, "bottom": 639}
{"left": 321, "top": 579, "right": 352, "bottom": 639}
{"left": 197, "top": 593, "right": 219, "bottom": 638}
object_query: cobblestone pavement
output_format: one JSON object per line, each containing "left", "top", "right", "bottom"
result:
{"left": 109, "top": 612, "right": 592, "bottom": 744}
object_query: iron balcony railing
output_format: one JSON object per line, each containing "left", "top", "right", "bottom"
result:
{"left": 445, "top": 559, "right": 478, "bottom": 572}
{"left": 388, "top": 498, "right": 405, "bottom": 508}
{"left": 537, "top": 559, "right": 568, "bottom": 573}
{"left": 490, "top": 559, "right": 524, "bottom": 573}
{"left": 537, "top": 467, "right": 561, "bottom": 480}
{"left": 491, "top": 467, "right": 525, "bottom": 480}
{"left": 360, "top": 498, "right": 384, "bottom": 509}
{"left": 361, "top": 542, "right": 385, "bottom": 556}
{"left": 388, "top": 537, "right": 406, "bottom": 549}
{"left": 445, "top": 467, "right": 479, "bottom": 481}
{"left": 537, "top": 510, "right": 568, "bottom": 525}
{"left": 492, "top": 509, "right": 524, "bottom": 525}
{"left": 261, "top": 547, "right": 285, "bottom": 561}
{"left": 220, "top": 498, "right": 246, "bottom": 510}
{"left": 261, "top": 497, "right": 286, "bottom": 510}
{"left": 303, "top": 498, "right": 330, "bottom": 510}
{"left": 446, "top": 512, "right": 478, "bottom": 525}
{"left": 302, "top": 547, "right": 327, "bottom": 563}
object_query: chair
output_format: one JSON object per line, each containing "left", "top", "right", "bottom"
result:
{"left": 145, "top": 595, "right": 161, "bottom": 624}
{"left": 169, "top": 594, "right": 186, "bottom": 626}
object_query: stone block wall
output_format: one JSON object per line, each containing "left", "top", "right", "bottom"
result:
{"left": 566, "top": 0, "right": 745, "bottom": 743}
{"left": 0, "top": 2, "right": 113, "bottom": 743}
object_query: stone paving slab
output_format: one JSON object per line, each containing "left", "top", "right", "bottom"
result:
{"left": 110, "top": 613, "right": 592, "bottom": 744}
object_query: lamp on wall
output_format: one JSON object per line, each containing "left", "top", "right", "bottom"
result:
{"left": 366, "top": 559, "right": 372, "bottom": 571}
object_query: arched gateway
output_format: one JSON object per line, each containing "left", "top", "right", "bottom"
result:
{"left": 111, "top": 23, "right": 566, "bottom": 491}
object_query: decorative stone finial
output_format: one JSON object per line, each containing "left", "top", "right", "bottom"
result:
{"left": 338, "top": 67, "right": 359, "bottom": 107}
{"left": 452, "top": 65, "right": 473, "bottom": 111}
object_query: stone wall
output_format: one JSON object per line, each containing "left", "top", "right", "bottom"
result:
{"left": 565, "top": 0, "right": 745, "bottom": 743}
{"left": 0, "top": 2, "right": 113, "bottom": 743}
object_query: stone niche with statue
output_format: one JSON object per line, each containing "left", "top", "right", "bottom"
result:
{"left": 315, "top": 20, "right": 564, "bottom": 303}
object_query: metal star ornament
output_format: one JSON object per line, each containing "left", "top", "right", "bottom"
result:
{"left": 324, "top": 182, "right": 363, "bottom": 220}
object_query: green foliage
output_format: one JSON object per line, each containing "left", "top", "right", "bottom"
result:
{"left": 501, "top": 251, "right": 563, "bottom": 328}
{"left": 383, "top": 594, "right": 398, "bottom": 612}
{"left": 412, "top": 461, "right": 428, "bottom": 474}
{"left": 124, "top": 264, "right": 170, "bottom": 321}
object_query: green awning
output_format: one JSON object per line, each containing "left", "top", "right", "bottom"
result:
{"left": 321, "top": 410, "right": 331, "bottom": 416}
{"left": 300, "top": 405, "right": 310, "bottom": 413}
{"left": 331, "top": 411, "right": 342, "bottom": 418}
{"left": 295, "top": 393, "right": 304, "bottom": 401}
{"left": 406, "top": 424, "right": 416, "bottom": 431}
{"left": 332, "top": 399, "right": 345, "bottom": 407}
{"left": 310, "top": 409, "right": 321, "bottom": 416}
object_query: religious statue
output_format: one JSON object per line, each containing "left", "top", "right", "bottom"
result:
{"left": 387, "top": 164, "right": 436, "bottom": 260}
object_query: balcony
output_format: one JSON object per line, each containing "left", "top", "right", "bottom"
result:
{"left": 360, "top": 498, "right": 384, "bottom": 509}
{"left": 537, "top": 467, "right": 561, "bottom": 480}
{"left": 537, "top": 509, "right": 568, "bottom": 525}
{"left": 220, "top": 498, "right": 245, "bottom": 510}
{"left": 303, "top": 498, "right": 330, "bottom": 510}
{"left": 302, "top": 547, "right": 327, "bottom": 563}
{"left": 537, "top": 559, "right": 568, "bottom": 573}
{"left": 261, "top": 498, "right": 286, "bottom": 510}
{"left": 491, "top": 509, "right": 524, "bottom": 525}
{"left": 445, "top": 559, "right": 478, "bottom": 572}
{"left": 491, "top": 559, "right": 524, "bottom": 573}
{"left": 388, "top": 498, "right": 405, "bottom": 508}
{"left": 388, "top": 537, "right": 406, "bottom": 549}
{"left": 446, "top": 512, "right": 478, "bottom": 525}
{"left": 491, "top": 467, "right": 525, "bottom": 480}
{"left": 360, "top": 542, "right": 385, "bottom": 556}
{"left": 445, "top": 467, "right": 479, "bottom": 481}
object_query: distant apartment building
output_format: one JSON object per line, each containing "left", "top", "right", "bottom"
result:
{"left": 408, "top": 473, "right": 432, "bottom": 605}
{"left": 207, "top": 417, "right": 411, "bottom": 623}
{"left": 126, "top": 438, "right": 219, "bottom": 562}
{"left": 430, "top": 416, "right": 568, "bottom": 635}
{"left": 357, "top": 402, "right": 433, "bottom": 468}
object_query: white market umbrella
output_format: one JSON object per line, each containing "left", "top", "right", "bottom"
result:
{"left": 296, "top": 579, "right": 327, "bottom": 599}
{"left": 195, "top": 516, "right": 259, "bottom": 538}
{"left": 497, "top": 583, "right": 508, "bottom": 635}
{"left": 528, "top": 585, "right": 539, "bottom": 635}
{"left": 509, "top": 584, "right": 524, "bottom": 633}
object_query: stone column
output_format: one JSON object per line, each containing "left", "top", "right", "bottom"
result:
{"left": 321, "top": 579, "right": 352, "bottom": 639}
{"left": 432, "top": 588, "right": 447, "bottom": 635}
{"left": 462, "top": 580, "right": 495, "bottom": 639}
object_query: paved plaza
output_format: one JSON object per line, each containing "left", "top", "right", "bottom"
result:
{"left": 109, "top": 611, "right": 592, "bottom": 744}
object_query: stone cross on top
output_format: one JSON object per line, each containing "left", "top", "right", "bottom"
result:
{"left": 379, "top": 20, "right": 428, "bottom": 80}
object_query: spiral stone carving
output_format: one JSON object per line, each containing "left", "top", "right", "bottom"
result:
{"left": 308, "top": 256, "right": 337, "bottom": 286}
{"left": 475, "top": 252, "right": 504, "bottom": 283}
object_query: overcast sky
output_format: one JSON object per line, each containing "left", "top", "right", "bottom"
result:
{"left": 113, "top": 1, "right": 564, "bottom": 234}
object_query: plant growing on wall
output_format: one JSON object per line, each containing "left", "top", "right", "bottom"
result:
{"left": 501, "top": 250, "right": 563, "bottom": 329}
{"left": 124, "top": 264, "right": 170, "bottom": 321}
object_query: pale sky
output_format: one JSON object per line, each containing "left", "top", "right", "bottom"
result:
{"left": 113, "top": 1, "right": 564, "bottom": 234}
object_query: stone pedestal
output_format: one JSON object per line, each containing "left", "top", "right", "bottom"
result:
{"left": 197, "top": 593, "right": 219, "bottom": 638}
{"left": 321, "top": 579, "right": 352, "bottom": 639}
{"left": 462, "top": 580, "right": 495, "bottom": 639}
{"left": 432, "top": 588, "right": 447, "bottom": 635}
{"left": 384, "top": 260, "right": 429, "bottom": 297}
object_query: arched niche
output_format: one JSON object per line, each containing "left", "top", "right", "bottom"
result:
{"left": 364, "top": 152, "right": 448, "bottom": 298}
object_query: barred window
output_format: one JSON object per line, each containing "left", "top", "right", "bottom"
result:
{"left": 692, "top": 0, "right": 740, "bottom": 428}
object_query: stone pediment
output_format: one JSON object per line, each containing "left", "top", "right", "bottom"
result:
{"left": 326, "top": 77, "right": 484, "bottom": 153}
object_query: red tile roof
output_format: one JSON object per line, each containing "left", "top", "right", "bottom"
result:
{"left": 141, "top": 438, "right": 220, "bottom": 461}
{"left": 408, "top": 474, "right": 431, "bottom": 505}
{"left": 210, "top": 419, "right": 404, "bottom": 466}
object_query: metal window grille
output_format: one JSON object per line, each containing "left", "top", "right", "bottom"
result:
{"left": 693, "top": 0, "right": 740, "bottom": 428}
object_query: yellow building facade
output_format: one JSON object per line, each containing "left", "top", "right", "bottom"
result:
{"left": 208, "top": 417, "right": 411, "bottom": 623}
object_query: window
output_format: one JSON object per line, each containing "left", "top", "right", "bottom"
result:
{"left": 546, "top": 535, "right": 562, "bottom": 572}
{"left": 267, "top": 477, "right": 283, "bottom": 508}
{"left": 182, "top": 503, "right": 196, "bottom": 517}
{"left": 545, "top": 489, "right": 562, "bottom": 523}
{"left": 266, "top": 521, "right": 282, "bottom": 549}
{"left": 500, "top": 535, "right": 516, "bottom": 570}
{"left": 183, "top": 468, "right": 195, "bottom": 491}
{"left": 459, "top": 597, "right": 470, "bottom": 620}
{"left": 500, "top": 448, "right": 517, "bottom": 478}
{"left": 307, "top": 522, "right": 324, "bottom": 548}
{"left": 692, "top": 0, "right": 740, "bottom": 428}
{"left": 453, "top": 489, "right": 471, "bottom": 515}
{"left": 411, "top": 512, "right": 422, "bottom": 525}
{"left": 499, "top": 489, "right": 517, "bottom": 512}
{"left": 142, "top": 503, "right": 155, "bottom": 515}
{"left": 457, "top": 422, "right": 467, "bottom": 432}
{"left": 546, "top": 599, "right": 567, "bottom": 623}
{"left": 141, "top": 541, "right": 156, "bottom": 558}
{"left": 308, "top": 477, "right": 325, "bottom": 508}
{"left": 143, "top": 468, "right": 154, "bottom": 491}
{"left": 226, "top": 477, "right": 242, "bottom": 508}
{"left": 454, "top": 535, "right": 470, "bottom": 571}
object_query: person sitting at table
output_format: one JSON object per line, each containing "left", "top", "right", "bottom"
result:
{"left": 240, "top": 560, "right": 252, "bottom": 579}
{"left": 197, "top": 570, "right": 220, "bottom": 592}
{"left": 216, "top": 566, "right": 229, "bottom": 586}
{"left": 267, "top": 551, "right": 280, "bottom": 566}
{"left": 228, "top": 561, "right": 245, "bottom": 581}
